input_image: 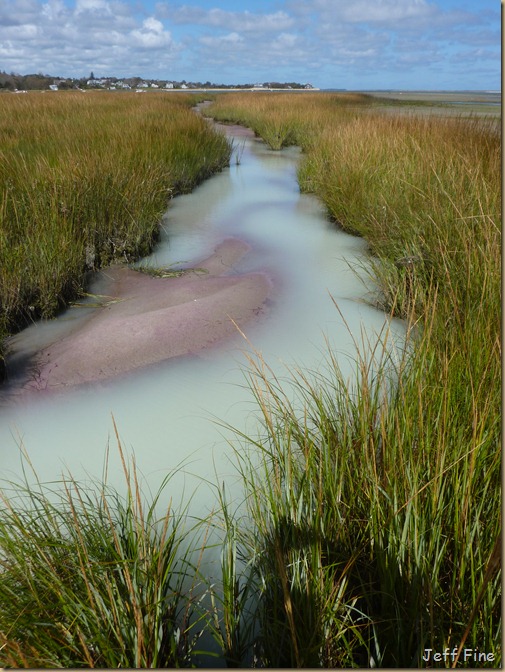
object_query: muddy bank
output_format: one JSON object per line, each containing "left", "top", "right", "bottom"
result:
{"left": 24, "top": 238, "right": 270, "bottom": 393}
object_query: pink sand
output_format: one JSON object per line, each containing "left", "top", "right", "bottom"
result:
{"left": 29, "top": 238, "right": 271, "bottom": 391}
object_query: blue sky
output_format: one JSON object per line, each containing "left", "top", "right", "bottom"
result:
{"left": 0, "top": 0, "right": 500, "bottom": 90}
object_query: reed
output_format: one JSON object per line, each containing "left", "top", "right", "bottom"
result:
{"left": 0, "top": 91, "right": 232, "bottom": 366}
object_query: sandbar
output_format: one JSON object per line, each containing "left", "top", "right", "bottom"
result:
{"left": 27, "top": 238, "right": 271, "bottom": 392}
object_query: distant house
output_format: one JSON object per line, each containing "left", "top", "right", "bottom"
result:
{"left": 49, "top": 79, "right": 67, "bottom": 90}
{"left": 151, "top": 83, "right": 159, "bottom": 88}
{"left": 87, "top": 78, "right": 108, "bottom": 87}
{"left": 165, "top": 82, "right": 174, "bottom": 89}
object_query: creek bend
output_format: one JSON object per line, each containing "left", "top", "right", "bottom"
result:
{"left": 0, "top": 122, "right": 405, "bottom": 513}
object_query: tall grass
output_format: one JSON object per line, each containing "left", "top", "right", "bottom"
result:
{"left": 0, "top": 92, "right": 500, "bottom": 666}
{"left": 0, "top": 421, "right": 206, "bottom": 668}
{"left": 205, "top": 92, "right": 501, "bottom": 665}
{"left": 207, "top": 91, "right": 371, "bottom": 150}
{"left": 224, "top": 316, "right": 500, "bottom": 667}
{"left": 0, "top": 91, "right": 232, "bottom": 368}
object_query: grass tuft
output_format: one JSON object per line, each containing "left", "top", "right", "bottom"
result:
{"left": 0, "top": 419, "right": 205, "bottom": 668}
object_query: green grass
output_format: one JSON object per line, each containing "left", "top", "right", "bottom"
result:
{"left": 0, "top": 91, "right": 232, "bottom": 369}
{"left": 222, "top": 318, "right": 500, "bottom": 666}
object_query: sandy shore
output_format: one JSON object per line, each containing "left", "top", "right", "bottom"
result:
{"left": 27, "top": 238, "right": 271, "bottom": 392}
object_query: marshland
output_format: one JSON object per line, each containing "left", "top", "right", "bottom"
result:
{"left": 0, "top": 90, "right": 501, "bottom": 667}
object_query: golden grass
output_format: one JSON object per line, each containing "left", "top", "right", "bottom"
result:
{"left": 0, "top": 91, "right": 231, "bottom": 360}
{"left": 206, "top": 92, "right": 501, "bottom": 666}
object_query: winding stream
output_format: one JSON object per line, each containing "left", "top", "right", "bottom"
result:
{"left": 0, "top": 122, "right": 405, "bottom": 516}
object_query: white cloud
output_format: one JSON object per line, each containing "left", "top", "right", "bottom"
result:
{"left": 164, "top": 4, "right": 294, "bottom": 32}
{"left": 220, "top": 32, "right": 243, "bottom": 44}
{"left": 0, "top": 0, "right": 181, "bottom": 76}
{"left": 131, "top": 17, "right": 173, "bottom": 49}
{"left": 271, "top": 33, "right": 298, "bottom": 50}
{"left": 41, "top": 0, "right": 67, "bottom": 20}
{"left": 75, "top": 0, "right": 111, "bottom": 13}
{"left": 336, "top": 0, "right": 436, "bottom": 24}
{"left": 1, "top": 23, "right": 39, "bottom": 40}
{"left": 200, "top": 31, "right": 245, "bottom": 51}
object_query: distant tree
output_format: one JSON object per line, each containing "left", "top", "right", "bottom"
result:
{"left": 89, "top": 71, "right": 95, "bottom": 80}
{"left": 23, "top": 74, "right": 42, "bottom": 89}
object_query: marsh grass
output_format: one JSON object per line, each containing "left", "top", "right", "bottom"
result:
{"left": 205, "top": 93, "right": 501, "bottom": 666}
{"left": 0, "top": 92, "right": 500, "bottom": 667}
{"left": 136, "top": 264, "right": 209, "bottom": 279}
{"left": 203, "top": 495, "right": 260, "bottom": 667}
{"left": 0, "top": 420, "right": 206, "bottom": 668}
{"left": 0, "top": 91, "right": 232, "bottom": 364}
{"left": 221, "top": 314, "right": 500, "bottom": 667}
{"left": 208, "top": 91, "right": 371, "bottom": 150}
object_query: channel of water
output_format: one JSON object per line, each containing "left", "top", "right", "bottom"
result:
{"left": 0, "top": 123, "right": 405, "bottom": 519}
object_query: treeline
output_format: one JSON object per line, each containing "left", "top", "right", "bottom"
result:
{"left": 0, "top": 71, "right": 313, "bottom": 92}
{"left": 0, "top": 71, "right": 62, "bottom": 91}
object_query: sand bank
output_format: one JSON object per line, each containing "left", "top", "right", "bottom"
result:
{"left": 28, "top": 238, "right": 270, "bottom": 391}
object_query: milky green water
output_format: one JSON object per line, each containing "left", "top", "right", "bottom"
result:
{"left": 0, "top": 128, "right": 405, "bottom": 517}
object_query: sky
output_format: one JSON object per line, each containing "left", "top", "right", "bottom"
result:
{"left": 0, "top": 0, "right": 501, "bottom": 90}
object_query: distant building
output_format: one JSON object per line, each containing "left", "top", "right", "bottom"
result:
{"left": 87, "top": 78, "right": 108, "bottom": 87}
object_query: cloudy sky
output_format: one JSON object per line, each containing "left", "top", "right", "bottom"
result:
{"left": 0, "top": 0, "right": 500, "bottom": 90}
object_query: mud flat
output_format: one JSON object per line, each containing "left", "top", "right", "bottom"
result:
{"left": 361, "top": 90, "right": 501, "bottom": 116}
